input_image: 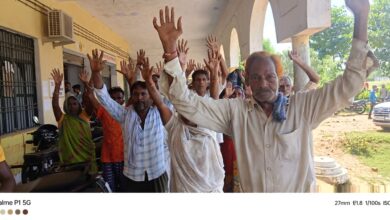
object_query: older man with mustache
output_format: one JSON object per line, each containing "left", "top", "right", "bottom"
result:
{"left": 155, "top": 0, "right": 377, "bottom": 192}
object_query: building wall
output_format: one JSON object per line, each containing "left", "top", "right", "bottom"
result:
{"left": 213, "top": 0, "right": 267, "bottom": 67}
{"left": 0, "top": 0, "right": 130, "bottom": 170}
{"left": 271, "top": 0, "right": 330, "bottom": 42}
{"left": 212, "top": 0, "right": 330, "bottom": 67}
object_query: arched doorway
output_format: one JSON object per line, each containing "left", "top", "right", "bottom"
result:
{"left": 230, "top": 28, "right": 241, "bottom": 68}
{"left": 220, "top": 44, "right": 226, "bottom": 61}
{"left": 250, "top": 0, "right": 268, "bottom": 53}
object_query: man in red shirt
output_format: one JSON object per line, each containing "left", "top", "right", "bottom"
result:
{"left": 80, "top": 71, "right": 124, "bottom": 192}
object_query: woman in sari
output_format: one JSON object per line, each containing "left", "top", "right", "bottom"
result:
{"left": 51, "top": 69, "right": 97, "bottom": 173}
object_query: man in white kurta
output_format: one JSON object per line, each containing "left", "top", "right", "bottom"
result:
{"left": 159, "top": 69, "right": 225, "bottom": 192}
{"left": 165, "top": 114, "right": 224, "bottom": 192}
{"left": 140, "top": 55, "right": 225, "bottom": 193}
{"left": 163, "top": 41, "right": 376, "bottom": 192}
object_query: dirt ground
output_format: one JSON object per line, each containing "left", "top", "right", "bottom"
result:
{"left": 313, "top": 113, "right": 386, "bottom": 183}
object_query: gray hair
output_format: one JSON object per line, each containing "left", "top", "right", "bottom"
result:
{"left": 279, "top": 75, "right": 292, "bottom": 85}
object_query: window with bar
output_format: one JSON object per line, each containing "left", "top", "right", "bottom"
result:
{"left": 0, "top": 29, "right": 38, "bottom": 135}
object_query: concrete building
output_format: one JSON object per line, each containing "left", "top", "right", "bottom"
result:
{"left": 0, "top": 0, "right": 130, "bottom": 168}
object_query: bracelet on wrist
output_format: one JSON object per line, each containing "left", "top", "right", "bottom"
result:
{"left": 162, "top": 50, "right": 177, "bottom": 59}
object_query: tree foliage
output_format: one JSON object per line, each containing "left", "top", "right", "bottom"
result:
{"left": 309, "top": 48, "right": 343, "bottom": 86}
{"left": 279, "top": 50, "right": 293, "bottom": 77}
{"left": 280, "top": 48, "right": 343, "bottom": 87}
{"left": 262, "top": 38, "right": 276, "bottom": 54}
{"left": 310, "top": 6, "right": 353, "bottom": 60}
{"left": 369, "top": 0, "right": 390, "bottom": 76}
{"left": 310, "top": 1, "right": 390, "bottom": 77}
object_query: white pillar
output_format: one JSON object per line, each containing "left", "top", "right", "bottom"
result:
{"left": 292, "top": 35, "right": 310, "bottom": 92}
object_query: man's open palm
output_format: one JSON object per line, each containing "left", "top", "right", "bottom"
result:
{"left": 153, "top": 6, "right": 183, "bottom": 52}
{"left": 87, "top": 49, "right": 106, "bottom": 73}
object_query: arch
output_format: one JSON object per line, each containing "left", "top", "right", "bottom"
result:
{"left": 250, "top": 0, "right": 269, "bottom": 54}
{"left": 219, "top": 44, "right": 226, "bottom": 61}
{"left": 230, "top": 28, "right": 241, "bottom": 68}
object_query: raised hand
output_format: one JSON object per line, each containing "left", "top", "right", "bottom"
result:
{"left": 245, "top": 85, "right": 253, "bottom": 99}
{"left": 117, "top": 58, "right": 136, "bottom": 81}
{"left": 185, "top": 59, "right": 196, "bottom": 78}
{"left": 206, "top": 35, "right": 219, "bottom": 53}
{"left": 51, "top": 68, "right": 64, "bottom": 121}
{"left": 205, "top": 49, "right": 222, "bottom": 99}
{"left": 288, "top": 50, "right": 302, "bottom": 63}
{"left": 345, "top": 0, "right": 370, "bottom": 16}
{"left": 88, "top": 49, "right": 107, "bottom": 89}
{"left": 79, "top": 69, "right": 94, "bottom": 103}
{"left": 79, "top": 69, "right": 90, "bottom": 85}
{"left": 140, "top": 57, "right": 155, "bottom": 84}
{"left": 153, "top": 6, "right": 183, "bottom": 57}
{"left": 136, "top": 49, "right": 146, "bottom": 67}
{"left": 153, "top": 61, "right": 164, "bottom": 76}
{"left": 204, "top": 49, "right": 221, "bottom": 80}
{"left": 51, "top": 68, "right": 63, "bottom": 86}
{"left": 346, "top": 0, "right": 370, "bottom": 42}
{"left": 87, "top": 49, "right": 106, "bottom": 73}
{"left": 288, "top": 50, "right": 320, "bottom": 84}
{"left": 195, "top": 62, "right": 206, "bottom": 71}
{"left": 177, "top": 39, "right": 189, "bottom": 68}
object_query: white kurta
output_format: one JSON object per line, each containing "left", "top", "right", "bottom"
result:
{"left": 162, "top": 39, "right": 376, "bottom": 192}
{"left": 165, "top": 114, "right": 225, "bottom": 192}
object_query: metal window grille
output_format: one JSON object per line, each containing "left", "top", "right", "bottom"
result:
{"left": 0, "top": 29, "right": 38, "bottom": 135}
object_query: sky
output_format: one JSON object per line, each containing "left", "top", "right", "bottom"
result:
{"left": 263, "top": 0, "right": 364, "bottom": 52}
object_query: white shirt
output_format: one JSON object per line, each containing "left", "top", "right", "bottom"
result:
{"left": 165, "top": 114, "right": 224, "bottom": 192}
{"left": 163, "top": 39, "right": 375, "bottom": 192}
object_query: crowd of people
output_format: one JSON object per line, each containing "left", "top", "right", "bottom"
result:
{"left": 0, "top": 0, "right": 379, "bottom": 193}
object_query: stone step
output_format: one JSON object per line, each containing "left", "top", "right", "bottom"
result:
{"left": 315, "top": 163, "right": 343, "bottom": 176}
{"left": 317, "top": 168, "right": 349, "bottom": 185}
{"left": 314, "top": 156, "right": 337, "bottom": 168}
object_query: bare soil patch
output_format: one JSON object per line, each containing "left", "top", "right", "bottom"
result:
{"left": 313, "top": 113, "right": 385, "bottom": 181}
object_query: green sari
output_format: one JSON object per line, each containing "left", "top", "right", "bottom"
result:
{"left": 58, "top": 100, "right": 97, "bottom": 173}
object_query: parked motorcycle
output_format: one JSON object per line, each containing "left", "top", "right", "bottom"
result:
{"left": 335, "top": 99, "right": 367, "bottom": 115}
{"left": 16, "top": 116, "right": 60, "bottom": 183}
{"left": 11, "top": 116, "right": 109, "bottom": 192}
{"left": 14, "top": 162, "right": 111, "bottom": 192}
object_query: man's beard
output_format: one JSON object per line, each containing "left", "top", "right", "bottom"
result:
{"left": 253, "top": 88, "right": 276, "bottom": 103}
{"left": 134, "top": 102, "right": 148, "bottom": 112}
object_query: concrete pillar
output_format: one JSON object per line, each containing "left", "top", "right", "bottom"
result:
{"left": 292, "top": 35, "right": 310, "bottom": 92}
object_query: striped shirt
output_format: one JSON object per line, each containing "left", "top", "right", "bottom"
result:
{"left": 95, "top": 85, "right": 167, "bottom": 181}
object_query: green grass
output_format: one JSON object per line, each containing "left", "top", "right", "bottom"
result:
{"left": 343, "top": 131, "right": 390, "bottom": 177}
